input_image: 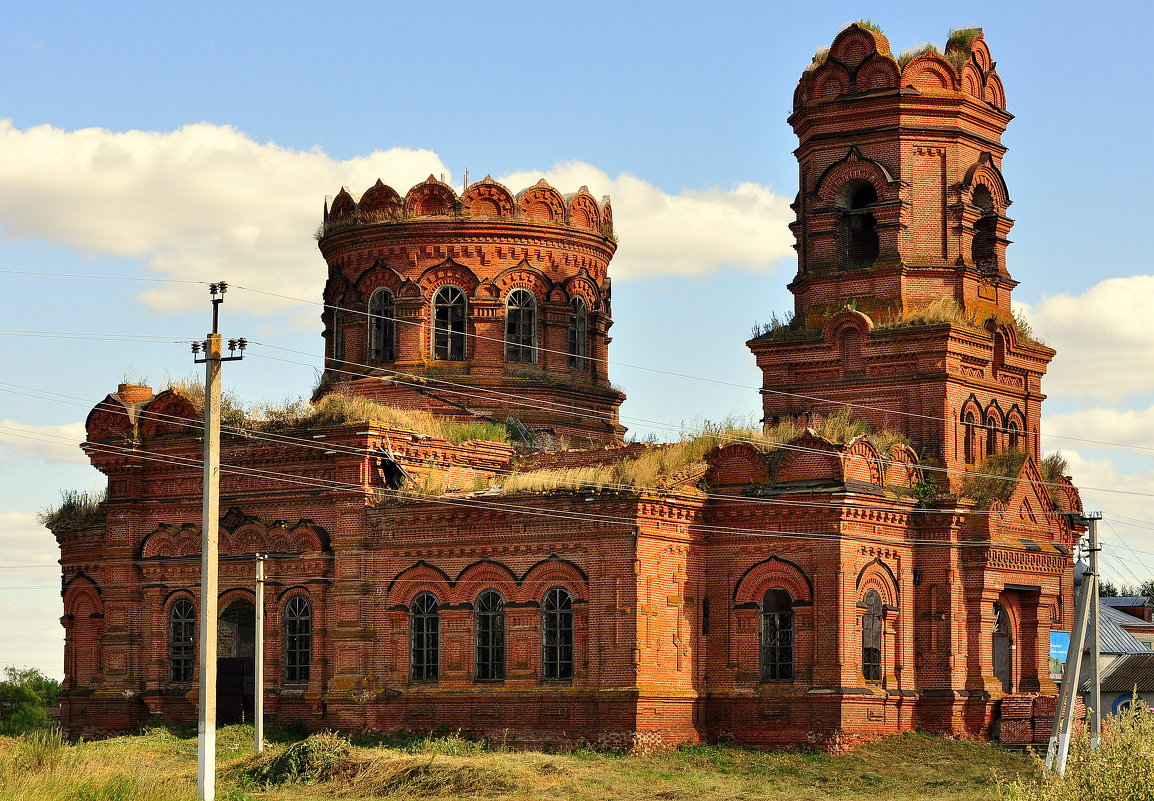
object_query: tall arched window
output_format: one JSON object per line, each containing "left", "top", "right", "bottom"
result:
{"left": 542, "top": 587, "right": 574, "bottom": 680}
{"left": 760, "top": 588, "right": 794, "bottom": 681}
{"left": 283, "top": 596, "right": 312, "bottom": 683}
{"left": 992, "top": 602, "right": 1012, "bottom": 693}
{"left": 368, "top": 289, "right": 396, "bottom": 363}
{"left": 972, "top": 185, "right": 997, "bottom": 271}
{"left": 410, "top": 592, "right": 439, "bottom": 682}
{"left": 505, "top": 289, "right": 537, "bottom": 363}
{"left": 332, "top": 308, "right": 345, "bottom": 362}
{"left": 840, "top": 180, "right": 879, "bottom": 268}
{"left": 963, "top": 412, "right": 977, "bottom": 463}
{"left": 986, "top": 414, "right": 999, "bottom": 456}
{"left": 861, "top": 589, "right": 883, "bottom": 683}
{"left": 1007, "top": 420, "right": 1021, "bottom": 450}
{"left": 567, "top": 297, "right": 589, "bottom": 370}
{"left": 474, "top": 589, "right": 506, "bottom": 681}
{"left": 168, "top": 598, "right": 195, "bottom": 683}
{"left": 433, "top": 286, "right": 467, "bottom": 360}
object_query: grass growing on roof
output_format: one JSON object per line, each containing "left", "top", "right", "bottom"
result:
{"left": 38, "top": 488, "right": 106, "bottom": 529}
{"left": 963, "top": 449, "right": 1029, "bottom": 507}
{"left": 898, "top": 43, "right": 942, "bottom": 68}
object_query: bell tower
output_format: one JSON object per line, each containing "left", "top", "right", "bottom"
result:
{"left": 750, "top": 24, "right": 1055, "bottom": 487}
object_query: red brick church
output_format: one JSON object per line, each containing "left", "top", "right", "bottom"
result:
{"left": 53, "top": 24, "right": 1085, "bottom": 748}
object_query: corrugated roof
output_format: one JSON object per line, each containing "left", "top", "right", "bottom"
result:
{"left": 1098, "top": 610, "right": 1150, "bottom": 655}
{"left": 1102, "top": 596, "right": 1153, "bottom": 609}
{"left": 1096, "top": 652, "right": 1154, "bottom": 693}
{"left": 1102, "top": 604, "right": 1154, "bottom": 629}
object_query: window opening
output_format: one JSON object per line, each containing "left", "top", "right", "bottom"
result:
{"left": 702, "top": 598, "right": 711, "bottom": 636}
{"left": 410, "top": 592, "right": 439, "bottom": 682}
{"left": 760, "top": 588, "right": 794, "bottom": 681}
{"left": 284, "top": 596, "right": 312, "bottom": 683}
{"left": 475, "top": 589, "right": 506, "bottom": 681}
{"left": 972, "top": 185, "right": 997, "bottom": 271}
{"left": 567, "top": 297, "right": 589, "bottom": 369}
{"left": 505, "top": 289, "right": 537, "bottom": 363}
{"left": 332, "top": 308, "right": 345, "bottom": 362}
{"left": 986, "top": 415, "right": 999, "bottom": 456}
{"left": 861, "top": 589, "right": 883, "bottom": 683}
{"left": 964, "top": 412, "right": 977, "bottom": 463}
{"left": 840, "top": 181, "right": 879, "bottom": 268}
{"left": 541, "top": 587, "right": 574, "bottom": 680}
{"left": 368, "top": 289, "right": 396, "bottom": 362}
{"left": 1007, "top": 420, "right": 1020, "bottom": 450}
{"left": 169, "top": 598, "right": 195, "bottom": 683}
{"left": 433, "top": 286, "right": 467, "bottom": 360}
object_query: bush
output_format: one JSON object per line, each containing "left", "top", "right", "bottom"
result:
{"left": 0, "top": 667, "right": 60, "bottom": 734}
{"left": 1001, "top": 703, "right": 1154, "bottom": 800}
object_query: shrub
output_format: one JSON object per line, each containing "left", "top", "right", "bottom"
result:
{"left": 38, "top": 488, "right": 105, "bottom": 530}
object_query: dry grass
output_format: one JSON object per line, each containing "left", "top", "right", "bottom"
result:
{"left": 37, "top": 487, "right": 106, "bottom": 529}
{"left": 0, "top": 727, "right": 1033, "bottom": 801}
{"left": 876, "top": 298, "right": 1043, "bottom": 345}
{"left": 963, "top": 449, "right": 1029, "bottom": 507}
{"left": 898, "top": 43, "right": 942, "bottom": 68}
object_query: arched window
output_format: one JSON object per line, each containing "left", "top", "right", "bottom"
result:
{"left": 474, "top": 590, "right": 505, "bottom": 681}
{"left": 410, "top": 592, "right": 439, "bottom": 682}
{"left": 861, "top": 589, "right": 883, "bottom": 683}
{"left": 432, "top": 286, "right": 467, "bottom": 360}
{"left": 972, "top": 185, "right": 997, "bottom": 271}
{"left": 992, "top": 602, "right": 1012, "bottom": 693}
{"left": 505, "top": 289, "right": 537, "bottom": 363}
{"left": 964, "top": 412, "right": 977, "bottom": 463}
{"left": 1007, "top": 420, "right": 1021, "bottom": 450}
{"left": 986, "top": 415, "right": 999, "bottom": 456}
{"left": 760, "top": 588, "right": 794, "bottom": 681}
{"left": 567, "top": 297, "right": 589, "bottom": 370}
{"left": 283, "top": 596, "right": 312, "bottom": 683}
{"left": 332, "top": 308, "right": 345, "bottom": 362}
{"left": 368, "top": 289, "right": 396, "bottom": 363}
{"left": 840, "top": 180, "right": 879, "bottom": 268}
{"left": 168, "top": 598, "right": 195, "bottom": 683}
{"left": 542, "top": 587, "right": 574, "bottom": 680}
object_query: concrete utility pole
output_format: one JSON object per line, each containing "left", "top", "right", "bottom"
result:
{"left": 1087, "top": 514, "right": 1103, "bottom": 747}
{"left": 191, "top": 282, "right": 246, "bottom": 801}
{"left": 254, "top": 553, "right": 266, "bottom": 755}
{"left": 1046, "top": 512, "right": 1103, "bottom": 775}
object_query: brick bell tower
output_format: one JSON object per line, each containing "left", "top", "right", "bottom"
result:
{"left": 749, "top": 24, "right": 1055, "bottom": 488}
{"left": 316, "top": 175, "right": 625, "bottom": 445}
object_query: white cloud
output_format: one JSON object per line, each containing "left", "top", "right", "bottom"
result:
{"left": 1043, "top": 404, "right": 1154, "bottom": 453}
{"left": 0, "top": 119, "right": 449, "bottom": 314}
{"left": 498, "top": 162, "right": 795, "bottom": 279}
{"left": 0, "top": 419, "right": 86, "bottom": 463}
{"left": 0, "top": 122, "right": 796, "bottom": 316}
{"left": 0, "top": 511, "right": 60, "bottom": 575}
{"left": 1020, "top": 275, "right": 1154, "bottom": 403}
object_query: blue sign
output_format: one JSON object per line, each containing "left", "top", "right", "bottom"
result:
{"left": 1049, "top": 631, "right": 1071, "bottom": 681}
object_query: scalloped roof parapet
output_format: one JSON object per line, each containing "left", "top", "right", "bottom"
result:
{"left": 795, "top": 23, "right": 1006, "bottom": 111}
{"left": 323, "top": 175, "right": 614, "bottom": 236}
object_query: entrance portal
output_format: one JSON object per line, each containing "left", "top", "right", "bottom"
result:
{"left": 217, "top": 600, "right": 255, "bottom": 724}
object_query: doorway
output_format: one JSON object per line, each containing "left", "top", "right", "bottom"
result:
{"left": 217, "top": 600, "right": 255, "bottom": 724}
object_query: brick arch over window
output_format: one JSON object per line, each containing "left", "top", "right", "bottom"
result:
{"left": 520, "top": 555, "right": 589, "bottom": 599}
{"left": 733, "top": 555, "right": 814, "bottom": 606}
{"left": 63, "top": 573, "right": 103, "bottom": 688}
{"left": 960, "top": 395, "right": 984, "bottom": 464}
{"left": 883, "top": 444, "right": 919, "bottom": 489}
{"left": 855, "top": 557, "right": 899, "bottom": 609}
{"left": 387, "top": 561, "right": 452, "bottom": 607}
{"left": 453, "top": 559, "right": 519, "bottom": 605}
{"left": 138, "top": 390, "right": 199, "bottom": 438}
{"left": 775, "top": 432, "right": 842, "bottom": 484}
{"left": 984, "top": 401, "right": 1006, "bottom": 456}
{"left": 813, "top": 147, "right": 895, "bottom": 203}
{"left": 417, "top": 259, "right": 481, "bottom": 298}
{"left": 140, "top": 524, "right": 200, "bottom": 559}
{"left": 844, "top": 438, "right": 883, "bottom": 485}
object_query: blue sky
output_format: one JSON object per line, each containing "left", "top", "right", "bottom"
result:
{"left": 2, "top": 1, "right": 1154, "bottom": 678}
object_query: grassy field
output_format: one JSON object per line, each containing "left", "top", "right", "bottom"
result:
{"left": 0, "top": 725, "right": 1035, "bottom": 801}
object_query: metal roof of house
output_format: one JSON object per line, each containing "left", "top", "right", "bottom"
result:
{"left": 1101, "top": 604, "right": 1154, "bottom": 628}
{"left": 1102, "top": 596, "right": 1153, "bottom": 609}
{"left": 1094, "top": 652, "right": 1154, "bottom": 693}
{"left": 1097, "top": 608, "right": 1150, "bottom": 655}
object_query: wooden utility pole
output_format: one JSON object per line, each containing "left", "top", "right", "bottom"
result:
{"left": 254, "top": 553, "right": 266, "bottom": 755}
{"left": 191, "top": 282, "right": 245, "bottom": 801}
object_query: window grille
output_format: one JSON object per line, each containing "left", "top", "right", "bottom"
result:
{"left": 168, "top": 598, "right": 195, "bottom": 683}
{"left": 433, "top": 286, "right": 467, "bottom": 360}
{"left": 474, "top": 590, "right": 505, "bottom": 681}
{"left": 284, "top": 596, "right": 312, "bottom": 683}
{"left": 760, "top": 588, "right": 794, "bottom": 681}
{"left": 567, "top": 297, "right": 589, "bottom": 369}
{"left": 505, "top": 289, "right": 537, "bottom": 363}
{"left": 410, "top": 592, "right": 439, "bottom": 682}
{"left": 368, "top": 289, "right": 396, "bottom": 362}
{"left": 541, "top": 588, "right": 573, "bottom": 680}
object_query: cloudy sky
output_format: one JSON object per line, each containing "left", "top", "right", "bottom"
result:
{"left": 3, "top": 0, "right": 1154, "bottom": 678}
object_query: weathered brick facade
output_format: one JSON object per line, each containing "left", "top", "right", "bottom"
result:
{"left": 54, "top": 24, "right": 1084, "bottom": 749}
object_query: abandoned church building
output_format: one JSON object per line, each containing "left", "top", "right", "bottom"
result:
{"left": 53, "top": 24, "right": 1086, "bottom": 748}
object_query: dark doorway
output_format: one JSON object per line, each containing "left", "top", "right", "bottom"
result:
{"left": 217, "top": 600, "right": 255, "bottom": 724}
{"left": 992, "top": 602, "right": 1012, "bottom": 693}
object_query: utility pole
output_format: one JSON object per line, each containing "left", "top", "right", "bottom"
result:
{"left": 191, "top": 282, "right": 246, "bottom": 801}
{"left": 254, "top": 553, "right": 266, "bottom": 755}
{"left": 1087, "top": 514, "right": 1103, "bottom": 747}
{"left": 1046, "top": 511, "right": 1103, "bottom": 774}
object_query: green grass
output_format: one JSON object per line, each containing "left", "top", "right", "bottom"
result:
{"left": 0, "top": 727, "right": 1035, "bottom": 801}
